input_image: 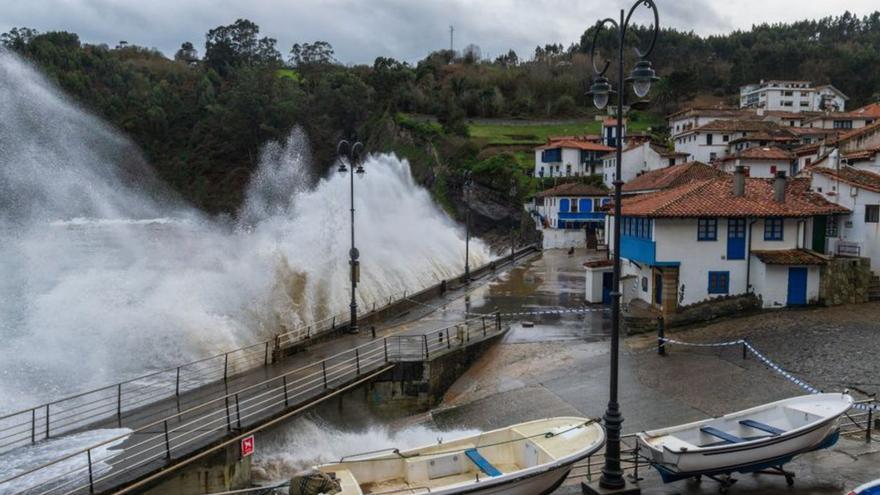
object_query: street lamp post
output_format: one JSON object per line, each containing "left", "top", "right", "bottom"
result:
{"left": 337, "top": 139, "right": 365, "bottom": 334}
{"left": 463, "top": 170, "right": 473, "bottom": 282}
{"left": 509, "top": 178, "right": 517, "bottom": 262}
{"left": 584, "top": 2, "right": 659, "bottom": 493}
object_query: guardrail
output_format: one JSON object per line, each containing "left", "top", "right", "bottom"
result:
{"left": 0, "top": 245, "right": 538, "bottom": 460}
{"left": 0, "top": 314, "right": 506, "bottom": 495}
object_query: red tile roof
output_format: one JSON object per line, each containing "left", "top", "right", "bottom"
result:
{"left": 838, "top": 120, "right": 880, "bottom": 145}
{"left": 752, "top": 249, "right": 828, "bottom": 265}
{"left": 537, "top": 182, "right": 609, "bottom": 198}
{"left": 728, "top": 132, "right": 796, "bottom": 144}
{"left": 623, "top": 162, "right": 723, "bottom": 193}
{"left": 535, "top": 139, "right": 614, "bottom": 152}
{"left": 723, "top": 146, "right": 794, "bottom": 162}
{"left": 614, "top": 176, "right": 849, "bottom": 218}
{"left": 812, "top": 166, "right": 880, "bottom": 193}
{"left": 684, "top": 119, "right": 780, "bottom": 135}
{"left": 584, "top": 259, "right": 614, "bottom": 269}
{"left": 853, "top": 103, "right": 880, "bottom": 118}
{"left": 842, "top": 147, "right": 880, "bottom": 162}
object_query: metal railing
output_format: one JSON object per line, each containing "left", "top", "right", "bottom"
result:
{"left": 0, "top": 315, "right": 506, "bottom": 495}
{"left": 841, "top": 398, "right": 878, "bottom": 443}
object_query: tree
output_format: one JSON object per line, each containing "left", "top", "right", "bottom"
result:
{"left": 204, "top": 19, "right": 281, "bottom": 74}
{"left": 462, "top": 44, "right": 481, "bottom": 64}
{"left": 174, "top": 41, "right": 199, "bottom": 64}
{"left": 289, "top": 41, "right": 335, "bottom": 67}
{"left": 1, "top": 27, "right": 39, "bottom": 50}
{"left": 494, "top": 49, "right": 519, "bottom": 67}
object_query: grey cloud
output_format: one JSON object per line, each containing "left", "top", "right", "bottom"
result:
{"left": 0, "top": 0, "right": 874, "bottom": 64}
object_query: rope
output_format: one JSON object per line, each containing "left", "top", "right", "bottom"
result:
{"left": 660, "top": 337, "right": 879, "bottom": 412}
{"left": 333, "top": 419, "right": 600, "bottom": 464}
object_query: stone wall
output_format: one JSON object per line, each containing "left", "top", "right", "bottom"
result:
{"left": 624, "top": 294, "right": 762, "bottom": 334}
{"left": 820, "top": 257, "right": 872, "bottom": 306}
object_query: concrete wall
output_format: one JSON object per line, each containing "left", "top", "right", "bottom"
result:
{"left": 720, "top": 158, "right": 791, "bottom": 178}
{"left": 750, "top": 262, "right": 821, "bottom": 307}
{"left": 140, "top": 443, "right": 251, "bottom": 495}
{"left": 542, "top": 229, "right": 585, "bottom": 250}
{"left": 674, "top": 132, "right": 734, "bottom": 163}
{"left": 584, "top": 266, "right": 612, "bottom": 303}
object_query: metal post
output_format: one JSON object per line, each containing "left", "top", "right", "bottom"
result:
{"left": 224, "top": 353, "right": 229, "bottom": 382}
{"left": 235, "top": 394, "right": 242, "bottom": 429}
{"left": 384, "top": 338, "right": 389, "bottom": 362}
{"left": 495, "top": 311, "right": 501, "bottom": 331}
{"left": 447, "top": 329, "right": 452, "bottom": 349}
{"left": 175, "top": 367, "right": 181, "bottom": 396}
{"left": 600, "top": 10, "right": 627, "bottom": 490}
{"left": 657, "top": 316, "right": 665, "bottom": 356}
{"left": 45, "top": 404, "right": 49, "bottom": 439}
{"left": 283, "top": 376, "right": 289, "bottom": 407}
{"left": 31, "top": 409, "right": 35, "bottom": 444}
{"left": 87, "top": 449, "right": 94, "bottom": 494}
{"left": 868, "top": 406, "right": 874, "bottom": 443}
{"left": 322, "top": 361, "right": 328, "bottom": 389}
{"left": 264, "top": 341, "right": 270, "bottom": 365}
{"left": 224, "top": 396, "right": 232, "bottom": 431}
{"left": 163, "top": 420, "right": 171, "bottom": 459}
{"left": 356, "top": 349, "right": 361, "bottom": 375}
{"left": 464, "top": 174, "right": 472, "bottom": 282}
{"left": 742, "top": 340, "right": 748, "bottom": 360}
{"left": 423, "top": 334, "right": 429, "bottom": 359}
{"left": 482, "top": 317, "right": 487, "bottom": 336}
{"left": 117, "top": 383, "right": 122, "bottom": 427}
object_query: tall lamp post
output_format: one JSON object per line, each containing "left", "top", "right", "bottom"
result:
{"left": 463, "top": 170, "right": 473, "bottom": 282}
{"left": 509, "top": 177, "right": 517, "bottom": 261}
{"left": 337, "top": 139, "right": 365, "bottom": 334}
{"left": 584, "top": 2, "right": 659, "bottom": 493}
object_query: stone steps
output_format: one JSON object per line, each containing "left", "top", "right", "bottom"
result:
{"left": 870, "top": 274, "right": 880, "bottom": 302}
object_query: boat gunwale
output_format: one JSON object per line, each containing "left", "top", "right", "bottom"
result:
{"left": 636, "top": 394, "right": 852, "bottom": 455}
{"left": 319, "top": 417, "right": 606, "bottom": 495}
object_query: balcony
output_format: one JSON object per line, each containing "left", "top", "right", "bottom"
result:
{"left": 620, "top": 235, "right": 656, "bottom": 265}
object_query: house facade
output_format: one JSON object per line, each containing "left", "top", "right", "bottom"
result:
{"left": 534, "top": 139, "right": 614, "bottom": 178}
{"left": 739, "top": 80, "right": 848, "bottom": 113}
{"left": 803, "top": 112, "right": 876, "bottom": 130}
{"left": 601, "top": 142, "right": 688, "bottom": 188}
{"left": 529, "top": 183, "right": 610, "bottom": 250}
{"left": 673, "top": 120, "right": 783, "bottom": 163}
{"left": 719, "top": 146, "right": 797, "bottom": 178}
{"left": 606, "top": 170, "right": 849, "bottom": 312}
{"left": 811, "top": 166, "right": 880, "bottom": 271}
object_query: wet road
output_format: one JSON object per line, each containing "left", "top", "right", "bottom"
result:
{"left": 257, "top": 249, "right": 880, "bottom": 494}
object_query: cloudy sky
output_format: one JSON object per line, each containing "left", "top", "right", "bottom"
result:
{"left": 2, "top": 0, "right": 877, "bottom": 64}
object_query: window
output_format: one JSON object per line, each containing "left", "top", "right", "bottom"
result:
{"left": 706, "top": 134, "right": 714, "bottom": 145}
{"left": 826, "top": 216, "right": 839, "bottom": 237}
{"left": 708, "top": 271, "right": 730, "bottom": 295}
{"left": 833, "top": 120, "right": 853, "bottom": 129}
{"left": 622, "top": 216, "right": 652, "bottom": 239}
{"left": 723, "top": 134, "right": 729, "bottom": 142}
{"left": 709, "top": 152, "right": 718, "bottom": 162}
{"left": 866, "top": 205, "right": 880, "bottom": 224}
{"left": 698, "top": 218, "right": 718, "bottom": 241}
{"left": 764, "top": 217, "right": 784, "bottom": 241}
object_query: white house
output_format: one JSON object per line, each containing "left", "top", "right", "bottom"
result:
{"left": 811, "top": 166, "right": 880, "bottom": 271}
{"left": 529, "top": 182, "right": 610, "bottom": 250}
{"left": 803, "top": 112, "right": 877, "bottom": 131}
{"left": 601, "top": 142, "right": 688, "bottom": 188}
{"left": 534, "top": 138, "right": 613, "bottom": 178}
{"left": 673, "top": 120, "right": 782, "bottom": 163}
{"left": 605, "top": 170, "right": 849, "bottom": 312}
{"left": 739, "top": 80, "right": 848, "bottom": 113}
{"left": 667, "top": 107, "right": 752, "bottom": 138}
{"left": 719, "top": 147, "right": 797, "bottom": 178}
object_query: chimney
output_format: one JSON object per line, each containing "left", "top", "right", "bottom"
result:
{"left": 774, "top": 171, "right": 787, "bottom": 203}
{"left": 733, "top": 166, "right": 746, "bottom": 197}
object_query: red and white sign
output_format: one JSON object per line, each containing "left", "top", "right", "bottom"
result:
{"left": 241, "top": 435, "right": 255, "bottom": 457}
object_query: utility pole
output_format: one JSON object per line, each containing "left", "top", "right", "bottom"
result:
{"left": 449, "top": 25, "right": 454, "bottom": 54}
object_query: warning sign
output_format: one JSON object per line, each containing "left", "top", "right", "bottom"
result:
{"left": 241, "top": 435, "right": 255, "bottom": 457}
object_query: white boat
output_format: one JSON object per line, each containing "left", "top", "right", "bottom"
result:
{"left": 637, "top": 393, "right": 853, "bottom": 485}
{"left": 313, "top": 417, "right": 605, "bottom": 495}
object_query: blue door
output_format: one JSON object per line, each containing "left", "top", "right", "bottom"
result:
{"left": 579, "top": 198, "right": 592, "bottom": 213}
{"left": 601, "top": 272, "right": 613, "bottom": 305}
{"left": 787, "top": 267, "right": 808, "bottom": 306}
{"left": 727, "top": 218, "right": 746, "bottom": 260}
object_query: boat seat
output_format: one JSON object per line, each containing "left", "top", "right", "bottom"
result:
{"left": 465, "top": 449, "right": 502, "bottom": 477}
{"left": 739, "top": 419, "right": 786, "bottom": 436}
{"left": 700, "top": 426, "right": 744, "bottom": 444}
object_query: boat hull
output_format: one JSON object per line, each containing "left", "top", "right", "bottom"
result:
{"left": 429, "top": 464, "right": 573, "bottom": 495}
{"left": 645, "top": 422, "right": 840, "bottom": 483}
